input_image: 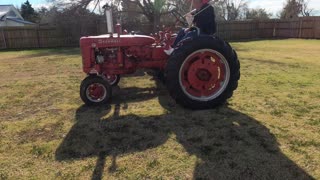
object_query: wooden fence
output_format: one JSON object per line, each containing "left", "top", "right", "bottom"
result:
{"left": 217, "top": 16, "right": 320, "bottom": 40}
{"left": 0, "top": 26, "right": 76, "bottom": 49}
{"left": 0, "top": 16, "right": 319, "bottom": 49}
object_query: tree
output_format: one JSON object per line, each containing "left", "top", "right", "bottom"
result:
{"left": 300, "top": 0, "right": 313, "bottom": 16}
{"left": 214, "top": 0, "right": 248, "bottom": 21}
{"left": 50, "top": 0, "right": 177, "bottom": 31}
{"left": 280, "top": 0, "right": 313, "bottom": 19}
{"left": 245, "top": 8, "right": 271, "bottom": 20}
{"left": 20, "top": 0, "right": 38, "bottom": 22}
{"left": 119, "top": 0, "right": 175, "bottom": 31}
{"left": 280, "top": 0, "right": 301, "bottom": 19}
{"left": 37, "top": 6, "right": 59, "bottom": 25}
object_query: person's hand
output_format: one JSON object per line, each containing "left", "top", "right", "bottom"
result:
{"left": 185, "top": 13, "right": 194, "bottom": 26}
{"left": 184, "top": 28, "right": 190, "bottom": 33}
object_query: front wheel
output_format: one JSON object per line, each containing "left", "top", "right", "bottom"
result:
{"left": 165, "top": 37, "right": 240, "bottom": 109}
{"left": 80, "top": 76, "right": 112, "bottom": 105}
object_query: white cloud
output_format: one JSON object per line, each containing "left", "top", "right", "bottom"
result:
{"left": 87, "top": 0, "right": 106, "bottom": 14}
{"left": 248, "top": 0, "right": 320, "bottom": 16}
{"left": 248, "top": 0, "right": 284, "bottom": 16}
{"left": 33, "top": 2, "right": 53, "bottom": 10}
{"left": 308, "top": 0, "right": 320, "bottom": 15}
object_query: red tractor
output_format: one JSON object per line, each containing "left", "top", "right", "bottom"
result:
{"left": 79, "top": 9, "right": 240, "bottom": 109}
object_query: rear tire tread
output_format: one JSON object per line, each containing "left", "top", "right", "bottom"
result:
{"left": 165, "top": 36, "right": 240, "bottom": 109}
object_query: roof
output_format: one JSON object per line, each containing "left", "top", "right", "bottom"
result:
{"left": 0, "top": 5, "right": 24, "bottom": 20}
{"left": 7, "top": 17, "right": 35, "bottom": 25}
{"left": 0, "top": 12, "right": 6, "bottom": 20}
{"left": 0, "top": 5, "right": 11, "bottom": 13}
{"left": 0, "top": 5, "right": 36, "bottom": 26}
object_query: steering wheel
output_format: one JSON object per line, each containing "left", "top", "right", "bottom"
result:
{"left": 170, "top": 9, "right": 189, "bottom": 27}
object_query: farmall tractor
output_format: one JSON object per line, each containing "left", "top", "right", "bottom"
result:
{"left": 79, "top": 7, "right": 240, "bottom": 109}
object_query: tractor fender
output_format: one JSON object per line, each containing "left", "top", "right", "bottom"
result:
{"left": 87, "top": 73, "right": 106, "bottom": 80}
{"left": 176, "top": 35, "right": 219, "bottom": 49}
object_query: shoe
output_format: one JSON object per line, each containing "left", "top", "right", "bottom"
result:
{"left": 164, "top": 46, "right": 174, "bottom": 55}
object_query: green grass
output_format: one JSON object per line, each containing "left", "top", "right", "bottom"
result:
{"left": 0, "top": 39, "right": 319, "bottom": 179}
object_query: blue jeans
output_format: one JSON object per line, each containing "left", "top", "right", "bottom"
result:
{"left": 172, "top": 28, "right": 199, "bottom": 48}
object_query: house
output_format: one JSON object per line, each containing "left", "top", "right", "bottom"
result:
{"left": 0, "top": 5, "right": 35, "bottom": 27}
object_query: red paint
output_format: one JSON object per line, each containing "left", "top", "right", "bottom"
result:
{"left": 80, "top": 30, "right": 175, "bottom": 75}
{"left": 180, "top": 51, "right": 226, "bottom": 97}
{"left": 88, "top": 83, "right": 105, "bottom": 100}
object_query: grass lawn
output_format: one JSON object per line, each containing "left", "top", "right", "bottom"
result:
{"left": 0, "top": 39, "right": 319, "bottom": 179}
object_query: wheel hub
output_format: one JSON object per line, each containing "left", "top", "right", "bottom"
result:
{"left": 179, "top": 49, "right": 230, "bottom": 101}
{"left": 196, "top": 69, "right": 211, "bottom": 81}
{"left": 87, "top": 83, "right": 106, "bottom": 101}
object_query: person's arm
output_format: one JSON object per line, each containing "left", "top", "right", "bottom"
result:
{"left": 193, "top": 5, "right": 216, "bottom": 34}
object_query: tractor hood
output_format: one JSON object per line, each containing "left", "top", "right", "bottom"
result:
{"left": 80, "top": 34, "right": 155, "bottom": 47}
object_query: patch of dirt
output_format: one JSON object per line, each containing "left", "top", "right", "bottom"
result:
{"left": 0, "top": 109, "right": 38, "bottom": 121}
{"left": 17, "top": 122, "right": 64, "bottom": 143}
{"left": 0, "top": 102, "right": 58, "bottom": 122}
{"left": 1, "top": 52, "right": 71, "bottom": 62}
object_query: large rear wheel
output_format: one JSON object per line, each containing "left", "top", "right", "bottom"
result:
{"left": 165, "top": 37, "right": 240, "bottom": 109}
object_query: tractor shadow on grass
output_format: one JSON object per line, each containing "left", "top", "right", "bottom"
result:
{"left": 55, "top": 81, "right": 314, "bottom": 180}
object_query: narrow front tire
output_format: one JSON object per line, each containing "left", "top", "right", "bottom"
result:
{"left": 80, "top": 76, "right": 112, "bottom": 106}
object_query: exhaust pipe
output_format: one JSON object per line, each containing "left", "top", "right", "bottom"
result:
{"left": 105, "top": 6, "right": 114, "bottom": 33}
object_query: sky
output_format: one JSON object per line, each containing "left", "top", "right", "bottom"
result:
{"left": 248, "top": 0, "right": 320, "bottom": 16}
{"left": 1, "top": 0, "right": 320, "bottom": 16}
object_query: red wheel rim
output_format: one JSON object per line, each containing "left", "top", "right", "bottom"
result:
{"left": 105, "top": 74, "right": 118, "bottom": 85}
{"left": 179, "top": 49, "right": 230, "bottom": 101}
{"left": 86, "top": 83, "right": 107, "bottom": 102}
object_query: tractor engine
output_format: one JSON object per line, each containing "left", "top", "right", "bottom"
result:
{"left": 95, "top": 48, "right": 118, "bottom": 64}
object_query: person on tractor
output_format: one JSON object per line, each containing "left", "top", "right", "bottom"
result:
{"left": 164, "top": 0, "right": 217, "bottom": 55}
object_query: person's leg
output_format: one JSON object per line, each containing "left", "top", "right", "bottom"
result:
{"left": 172, "top": 28, "right": 186, "bottom": 48}
{"left": 164, "top": 28, "right": 186, "bottom": 55}
{"left": 183, "top": 30, "right": 198, "bottom": 40}
{"left": 164, "top": 28, "right": 199, "bottom": 55}
{"left": 174, "top": 28, "right": 199, "bottom": 47}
